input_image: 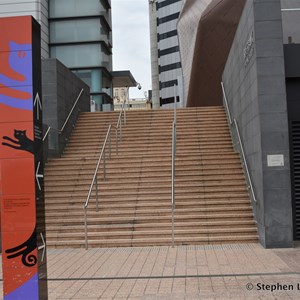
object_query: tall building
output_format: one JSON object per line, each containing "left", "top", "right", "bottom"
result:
{"left": 0, "top": 0, "right": 113, "bottom": 111}
{"left": 150, "top": 0, "right": 184, "bottom": 107}
{"left": 49, "top": 0, "right": 113, "bottom": 110}
{"left": 0, "top": 0, "right": 49, "bottom": 58}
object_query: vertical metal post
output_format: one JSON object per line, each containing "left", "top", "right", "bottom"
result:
{"left": 109, "top": 130, "right": 111, "bottom": 160}
{"left": 120, "top": 116, "right": 122, "bottom": 143}
{"left": 172, "top": 203, "right": 175, "bottom": 248}
{"left": 171, "top": 121, "right": 176, "bottom": 248}
{"left": 103, "top": 148, "right": 106, "bottom": 181}
{"left": 84, "top": 208, "right": 88, "bottom": 250}
{"left": 174, "top": 84, "right": 177, "bottom": 124}
{"left": 96, "top": 174, "right": 99, "bottom": 212}
{"left": 116, "top": 129, "right": 118, "bottom": 156}
{"left": 124, "top": 89, "right": 127, "bottom": 126}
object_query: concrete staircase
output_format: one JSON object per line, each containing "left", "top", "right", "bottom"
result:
{"left": 44, "top": 107, "right": 258, "bottom": 248}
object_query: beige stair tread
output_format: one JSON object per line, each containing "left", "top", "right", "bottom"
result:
{"left": 45, "top": 106, "right": 258, "bottom": 248}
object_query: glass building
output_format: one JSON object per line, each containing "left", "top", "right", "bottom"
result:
{"left": 49, "top": 0, "right": 113, "bottom": 110}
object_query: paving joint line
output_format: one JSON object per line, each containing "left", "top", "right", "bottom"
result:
{"left": 21, "top": 271, "right": 300, "bottom": 282}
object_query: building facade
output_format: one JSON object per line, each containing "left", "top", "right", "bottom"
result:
{"left": 150, "top": 0, "right": 184, "bottom": 107}
{"left": 0, "top": 0, "right": 49, "bottom": 58}
{"left": 49, "top": 0, "right": 113, "bottom": 110}
{"left": 0, "top": 0, "right": 113, "bottom": 111}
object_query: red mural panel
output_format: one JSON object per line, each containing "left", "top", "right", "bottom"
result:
{"left": 0, "top": 16, "right": 47, "bottom": 299}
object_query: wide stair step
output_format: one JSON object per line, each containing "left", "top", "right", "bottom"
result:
{"left": 44, "top": 106, "right": 258, "bottom": 248}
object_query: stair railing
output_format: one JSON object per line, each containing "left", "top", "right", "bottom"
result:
{"left": 84, "top": 124, "right": 112, "bottom": 249}
{"left": 43, "top": 88, "right": 84, "bottom": 141}
{"left": 221, "top": 82, "right": 257, "bottom": 203}
{"left": 115, "top": 99, "right": 127, "bottom": 156}
{"left": 171, "top": 84, "right": 177, "bottom": 247}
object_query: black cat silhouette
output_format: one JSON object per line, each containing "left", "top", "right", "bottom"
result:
{"left": 5, "top": 228, "right": 37, "bottom": 267}
{"left": 2, "top": 129, "right": 34, "bottom": 154}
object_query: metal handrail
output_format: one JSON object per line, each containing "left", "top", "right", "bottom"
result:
{"left": 115, "top": 99, "right": 127, "bottom": 156}
{"left": 84, "top": 124, "right": 112, "bottom": 249}
{"left": 60, "top": 88, "right": 84, "bottom": 133}
{"left": 42, "top": 88, "right": 84, "bottom": 141}
{"left": 221, "top": 82, "right": 232, "bottom": 125}
{"left": 221, "top": 82, "right": 257, "bottom": 203}
{"left": 171, "top": 84, "right": 177, "bottom": 247}
{"left": 42, "top": 126, "right": 53, "bottom": 142}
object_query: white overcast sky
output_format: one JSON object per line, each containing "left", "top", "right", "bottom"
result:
{"left": 111, "top": 0, "right": 151, "bottom": 99}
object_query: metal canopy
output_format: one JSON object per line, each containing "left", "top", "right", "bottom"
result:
{"left": 112, "top": 70, "right": 137, "bottom": 88}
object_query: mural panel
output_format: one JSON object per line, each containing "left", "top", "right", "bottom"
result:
{"left": 0, "top": 16, "right": 48, "bottom": 299}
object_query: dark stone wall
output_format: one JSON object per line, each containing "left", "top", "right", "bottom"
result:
{"left": 222, "top": 0, "right": 293, "bottom": 248}
{"left": 42, "top": 59, "right": 90, "bottom": 158}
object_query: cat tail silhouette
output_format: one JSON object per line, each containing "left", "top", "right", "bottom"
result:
{"left": 5, "top": 228, "right": 37, "bottom": 267}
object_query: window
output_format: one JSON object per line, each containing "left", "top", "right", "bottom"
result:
{"left": 51, "top": 44, "right": 111, "bottom": 69}
{"left": 50, "top": 0, "right": 105, "bottom": 18}
{"left": 50, "top": 19, "right": 110, "bottom": 44}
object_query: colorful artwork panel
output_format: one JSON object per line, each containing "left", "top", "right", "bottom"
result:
{"left": 0, "top": 16, "right": 47, "bottom": 299}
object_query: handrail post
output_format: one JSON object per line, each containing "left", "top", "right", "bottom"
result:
{"left": 116, "top": 129, "right": 118, "bottom": 156}
{"left": 103, "top": 148, "right": 106, "bottom": 181}
{"left": 172, "top": 202, "right": 175, "bottom": 248}
{"left": 174, "top": 85, "right": 177, "bottom": 124}
{"left": 109, "top": 130, "right": 111, "bottom": 160}
{"left": 120, "top": 118, "right": 122, "bottom": 143}
{"left": 96, "top": 174, "right": 99, "bottom": 212}
{"left": 171, "top": 85, "right": 177, "bottom": 248}
{"left": 171, "top": 121, "right": 176, "bottom": 248}
{"left": 124, "top": 93, "right": 127, "bottom": 126}
{"left": 84, "top": 208, "right": 88, "bottom": 250}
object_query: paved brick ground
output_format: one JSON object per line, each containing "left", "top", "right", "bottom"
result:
{"left": 1, "top": 243, "right": 300, "bottom": 299}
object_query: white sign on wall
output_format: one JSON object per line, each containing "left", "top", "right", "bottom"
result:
{"left": 267, "top": 155, "right": 284, "bottom": 167}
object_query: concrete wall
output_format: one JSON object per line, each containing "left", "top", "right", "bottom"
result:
{"left": 222, "top": 0, "right": 293, "bottom": 248}
{"left": 42, "top": 59, "right": 90, "bottom": 158}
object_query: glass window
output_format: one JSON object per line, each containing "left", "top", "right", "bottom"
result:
{"left": 51, "top": 44, "right": 111, "bottom": 69}
{"left": 72, "top": 69, "right": 112, "bottom": 96}
{"left": 50, "top": 0, "right": 106, "bottom": 18}
{"left": 50, "top": 19, "right": 110, "bottom": 44}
